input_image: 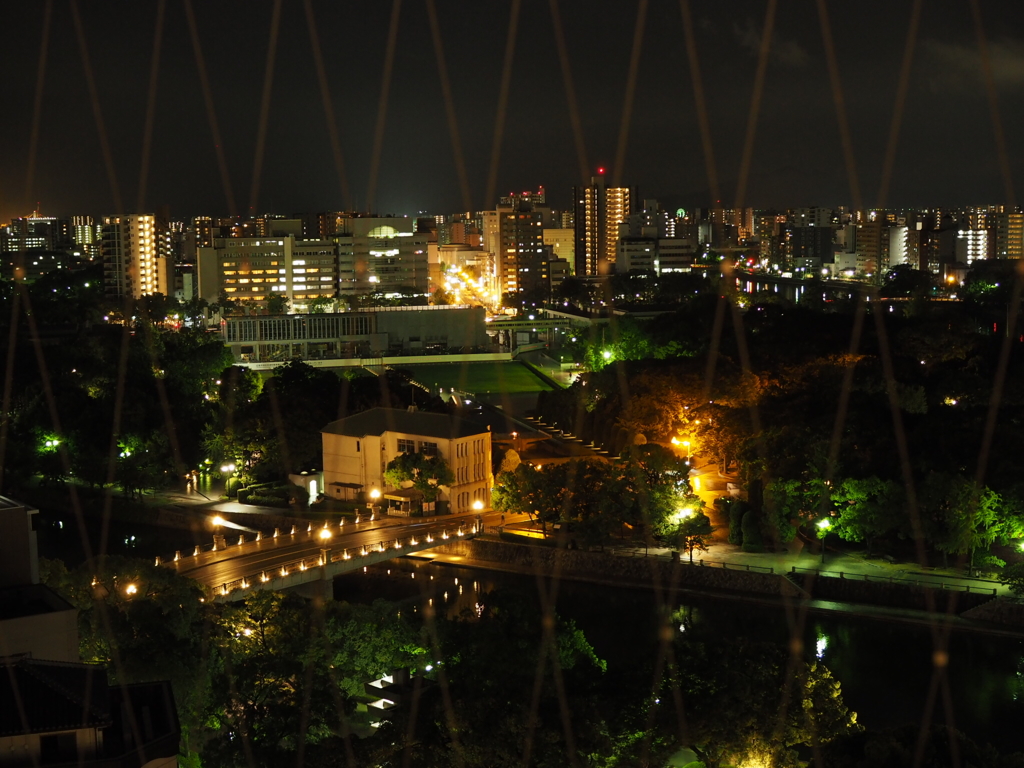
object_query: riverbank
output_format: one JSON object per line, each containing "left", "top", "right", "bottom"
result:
{"left": 419, "top": 538, "right": 1024, "bottom": 638}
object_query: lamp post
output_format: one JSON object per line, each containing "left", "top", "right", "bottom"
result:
{"left": 817, "top": 518, "right": 832, "bottom": 564}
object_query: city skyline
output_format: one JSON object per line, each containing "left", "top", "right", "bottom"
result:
{"left": 2, "top": 1, "right": 1023, "bottom": 223}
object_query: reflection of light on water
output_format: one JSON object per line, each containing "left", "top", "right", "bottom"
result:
{"left": 816, "top": 633, "right": 829, "bottom": 660}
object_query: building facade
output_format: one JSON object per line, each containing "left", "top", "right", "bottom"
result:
{"left": 222, "top": 305, "right": 488, "bottom": 363}
{"left": 196, "top": 236, "right": 338, "bottom": 310}
{"left": 100, "top": 214, "right": 171, "bottom": 299}
{"left": 321, "top": 408, "right": 492, "bottom": 514}
{"left": 573, "top": 173, "right": 634, "bottom": 276}
{"left": 335, "top": 217, "right": 430, "bottom": 298}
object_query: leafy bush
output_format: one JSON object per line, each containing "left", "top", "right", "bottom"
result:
{"left": 1000, "top": 562, "right": 1024, "bottom": 598}
{"left": 741, "top": 509, "right": 763, "bottom": 553}
{"left": 244, "top": 494, "right": 290, "bottom": 508}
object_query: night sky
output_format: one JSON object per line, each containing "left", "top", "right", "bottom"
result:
{"left": 2, "top": 0, "right": 1022, "bottom": 222}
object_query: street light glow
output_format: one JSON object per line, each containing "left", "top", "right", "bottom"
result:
{"left": 319, "top": 528, "right": 332, "bottom": 540}
{"left": 125, "top": 583, "right": 138, "bottom": 596}
{"left": 472, "top": 500, "right": 484, "bottom": 510}
{"left": 213, "top": 516, "right": 226, "bottom": 527}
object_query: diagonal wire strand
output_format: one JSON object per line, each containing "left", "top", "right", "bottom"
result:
{"left": 876, "top": 0, "right": 922, "bottom": 209}
{"left": 304, "top": 0, "right": 353, "bottom": 212}
{"left": 549, "top": 0, "right": 591, "bottom": 183}
{"left": 425, "top": 0, "right": 473, "bottom": 213}
{"left": 23, "top": 0, "right": 52, "bottom": 211}
{"left": 612, "top": 0, "right": 649, "bottom": 188}
{"left": 815, "top": 0, "right": 862, "bottom": 212}
{"left": 484, "top": 0, "right": 522, "bottom": 210}
{"left": 969, "top": 0, "right": 1017, "bottom": 209}
{"left": 136, "top": 0, "right": 167, "bottom": 213}
{"left": 183, "top": 0, "right": 238, "bottom": 215}
{"left": 247, "top": 0, "right": 283, "bottom": 217}
{"left": 734, "top": 0, "right": 777, "bottom": 211}
{"left": 70, "top": 0, "right": 123, "bottom": 213}
{"left": 366, "top": 0, "right": 403, "bottom": 213}
{"left": 679, "top": 0, "right": 721, "bottom": 205}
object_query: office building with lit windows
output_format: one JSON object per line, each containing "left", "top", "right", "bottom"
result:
{"left": 196, "top": 236, "right": 338, "bottom": 310}
{"left": 334, "top": 217, "right": 430, "bottom": 298}
{"left": 100, "top": 214, "right": 171, "bottom": 299}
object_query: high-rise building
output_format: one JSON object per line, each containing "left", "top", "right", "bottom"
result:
{"left": 542, "top": 228, "right": 575, "bottom": 269}
{"left": 493, "top": 192, "right": 555, "bottom": 297}
{"left": 334, "top": 217, "right": 430, "bottom": 298}
{"left": 101, "top": 214, "right": 171, "bottom": 299}
{"left": 956, "top": 229, "right": 989, "bottom": 265}
{"left": 573, "top": 172, "right": 634, "bottom": 276}
{"left": 789, "top": 226, "right": 834, "bottom": 270}
{"left": 992, "top": 212, "right": 1023, "bottom": 259}
{"left": 70, "top": 215, "right": 101, "bottom": 260}
{"left": 0, "top": 215, "right": 60, "bottom": 253}
{"left": 193, "top": 216, "right": 214, "bottom": 248}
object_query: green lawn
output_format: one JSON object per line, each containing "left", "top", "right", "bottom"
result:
{"left": 400, "top": 361, "right": 552, "bottom": 394}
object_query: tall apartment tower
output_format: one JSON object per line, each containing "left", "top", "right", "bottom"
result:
{"left": 573, "top": 172, "right": 633, "bottom": 276}
{"left": 101, "top": 214, "right": 171, "bottom": 299}
{"left": 496, "top": 195, "right": 551, "bottom": 297}
{"left": 992, "top": 212, "right": 1024, "bottom": 259}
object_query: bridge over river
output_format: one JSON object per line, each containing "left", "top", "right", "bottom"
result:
{"left": 162, "top": 515, "right": 486, "bottom": 602}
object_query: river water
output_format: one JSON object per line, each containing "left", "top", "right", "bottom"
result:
{"left": 334, "top": 557, "right": 1024, "bottom": 754}
{"left": 36, "top": 511, "right": 1024, "bottom": 755}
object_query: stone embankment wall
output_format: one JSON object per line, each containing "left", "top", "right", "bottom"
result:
{"left": 961, "top": 597, "right": 1024, "bottom": 627}
{"left": 435, "top": 539, "right": 804, "bottom": 598}
{"left": 788, "top": 572, "right": 994, "bottom": 613}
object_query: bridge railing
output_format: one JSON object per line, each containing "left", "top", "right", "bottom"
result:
{"left": 211, "top": 523, "right": 473, "bottom": 599}
{"left": 790, "top": 566, "right": 997, "bottom": 595}
{"left": 154, "top": 517, "right": 383, "bottom": 567}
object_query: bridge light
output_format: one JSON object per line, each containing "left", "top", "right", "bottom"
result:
{"left": 281, "top": 567, "right": 288, "bottom": 577}
{"left": 319, "top": 528, "right": 332, "bottom": 540}
{"left": 212, "top": 516, "right": 226, "bottom": 527}
{"left": 261, "top": 572, "right": 268, "bottom": 582}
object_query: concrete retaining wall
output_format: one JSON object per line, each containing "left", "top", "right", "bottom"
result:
{"left": 788, "top": 572, "right": 994, "bottom": 613}
{"left": 961, "top": 597, "right": 1024, "bottom": 627}
{"left": 434, "top": 539, "right": 804, "bottom": 598}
